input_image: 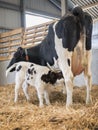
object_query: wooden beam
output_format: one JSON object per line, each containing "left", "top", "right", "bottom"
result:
{"left": 82, "top": 2, "right": 98, "bottom": 10}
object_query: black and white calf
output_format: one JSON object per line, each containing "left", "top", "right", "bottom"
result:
{"left": 6, "top": 6, "right": 93, "bottom": 107}
{"left": 6, "top": 61, "right": 63, "bottom": 107}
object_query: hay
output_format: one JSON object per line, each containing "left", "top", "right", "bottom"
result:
{"left": 0, "top": 84, "right": 98, "bottom": 130}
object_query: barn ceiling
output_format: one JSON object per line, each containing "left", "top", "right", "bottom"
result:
{"left": 49, "top": 0, "right": 98, "bottom": 22}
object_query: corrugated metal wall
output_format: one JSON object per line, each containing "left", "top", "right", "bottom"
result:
{"left": 25, "top": 0, "right": 61, "bottom": 18}
{"left": 0, "top": 0, "right": 20, "bottom": 5}
{"left": 92, "top": 22, "right": 98, "bottom": 49}
{"left": 0, "top": 0, "right": 21, "bottom": 32}
{"left": 0, "top": 0, "right": 61, "bottom": 32}
{"left": 0, "top": 8, "right": 21, "bottom": 30}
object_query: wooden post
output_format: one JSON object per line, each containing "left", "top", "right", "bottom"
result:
{"left": 61, "top": 0, "right": 67, "bottom": 16}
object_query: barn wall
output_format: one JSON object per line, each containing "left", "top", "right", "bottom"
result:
{"left": 0, "top": 60, "right": 15, "bottom": 85}
{"left": 25, "top": 0, "right": 61, "bottom": 18}
{"left": 0, "top": 0, "right": 20, "bottom": 5}
{"left": 0, "top": 0, "right": 61, "bottom": 33}
{"left": 0, "top": 49, "right": 98, "bottom": 86}
{"left": 92, "top": 22, "right": 98, "bottom": 49}
{"left": 0, "top": 8, "right": 21, "bottom": 30}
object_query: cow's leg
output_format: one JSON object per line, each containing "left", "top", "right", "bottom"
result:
{"left": 44, "top": 89, "right": 50, "bottom": 105}
{"left": 64, "top": 74, "right": 73, "bottom": 107}
{"left": 22, "top": 81, "right": 30, "bottom": 101}
{"left": 58, "top": 56, "right": 74, "bottom": 107}
{"left": 84, "top": 50, "right": 92, "bottom": 104}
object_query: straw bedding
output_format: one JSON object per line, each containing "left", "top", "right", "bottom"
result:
{"left": 0, "top": 84, "right": 98, "bottom": 130}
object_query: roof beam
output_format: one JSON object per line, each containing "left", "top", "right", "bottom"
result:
{"left": 82, "top": 2, "right": 98, "bottom": 10}
{"left": 48, "top": 0, "right": 61, "bottom": 10}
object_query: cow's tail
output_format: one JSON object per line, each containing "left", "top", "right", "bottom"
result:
{"left": 72, "top": 6, "right": 86, "bottom": 66}
{"left": 6, "top": 63, "right": 17, "bottom": 77}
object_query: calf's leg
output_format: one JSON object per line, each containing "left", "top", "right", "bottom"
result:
{"left": 14, "top": 83, "right": 21, "bottom": 102}
{"left": 44, "top": 89, "right": 50, "bottom": 105}
{"left": 22, "top": 81, "right": 30, "bottom": 101}
{"left": 36, "top": 84, "right": 45, "bottom": 107}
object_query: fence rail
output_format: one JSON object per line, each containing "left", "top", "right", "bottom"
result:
{"left": 0, "top": 20, "right": 55, "bottom": 61}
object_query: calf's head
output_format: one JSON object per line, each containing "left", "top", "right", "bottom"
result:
{"left": 41, "top": 71, "right": 63, "bottom": 84}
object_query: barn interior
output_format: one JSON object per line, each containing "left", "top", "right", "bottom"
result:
{"left": 0, "top": 0, "right": 98, "bottom": 129}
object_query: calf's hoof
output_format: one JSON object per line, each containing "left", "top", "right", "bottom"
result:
{"left": 86, "top": 97, "right": 92, "bottom": 104}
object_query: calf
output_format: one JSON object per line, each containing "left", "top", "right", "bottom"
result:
{"left": 6, "top": 61, "right": 63, "bottom": 107}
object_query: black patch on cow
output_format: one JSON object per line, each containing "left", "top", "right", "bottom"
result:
{"left": 67, "top": 59, "right": 70, "bottom": 66}
{"left": 31, "top": 77, "right": 33, "bottom": 79}
{"left": 16, "top": 65, "right": 22, "bottom": 71}
{"left": 34, "top": 70, "right": 36, "bottom": 74}
{"left": 31, "top": 68, "right": 34, "bottom": 75}
{"left": 27, "top": 68, "right": 36, "bottom": 75}
{"left": 30, "top": 64, "right": 34, "bottom": 67}
{"left": 27, "top": 77, "right": 29, "bottom": 80}
{"left": 28, "top": 69, "right": 31, "bottom": 74}
{"left": 40, "top": 23, "right": 58, "bottom": 66}
{"left": 56, "top": 15, "right": 81, "bottom": 52}
{"left": 55, "top": 19, "right": 64, "bottom": 38}
{"left": 41, "top": 71, "right": 63, "bottom": 84}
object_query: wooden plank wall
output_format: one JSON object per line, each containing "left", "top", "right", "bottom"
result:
{"left": 0, "top": 20, "right": 55, "bottom": 61}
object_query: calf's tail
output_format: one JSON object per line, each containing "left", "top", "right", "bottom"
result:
{"left": 6, "top": 63, "right": 17, "bottom": 77}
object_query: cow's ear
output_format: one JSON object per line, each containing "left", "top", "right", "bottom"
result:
{"left": 55, "top": 20, "right": 64, "bottom": 38}
{"left": 17, "top": 47, "right": 24, "bottom": 56}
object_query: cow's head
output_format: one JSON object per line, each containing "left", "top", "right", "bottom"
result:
{"left": 6, "top": 47, "right": 26, "bottom": 71}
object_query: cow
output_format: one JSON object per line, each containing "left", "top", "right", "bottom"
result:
{"left": 6, "top": 6, "right": 93, "bottom": 107}
{"left": 6, "top": 61, "right": 63, "bottom": 107}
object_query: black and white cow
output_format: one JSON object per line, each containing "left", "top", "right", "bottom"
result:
{"left": 6, "top": 6, "right": 93, "bottom": 107}
{"left": 6, "top": 61, "right": 63, "bottom": 107}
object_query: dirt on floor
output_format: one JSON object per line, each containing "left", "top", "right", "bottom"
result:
{"left": 0, "top": 84, "right": 98, "bottom": 130}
